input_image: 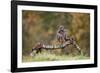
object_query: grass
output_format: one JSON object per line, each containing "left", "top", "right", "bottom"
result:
{"left": 22, "top": 51, "right": 90, "bottom": 62}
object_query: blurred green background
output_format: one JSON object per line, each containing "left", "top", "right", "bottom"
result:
{"left": 22, "top": 10, "right": 90, "bottom": 62}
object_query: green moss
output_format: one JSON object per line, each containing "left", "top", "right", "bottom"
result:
{"left": 22, "top": 52, "right": 89, "bottom": 62}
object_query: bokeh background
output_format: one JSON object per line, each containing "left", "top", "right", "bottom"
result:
{"left": 22, "top": 10, "right": 90, "bottom": 62}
